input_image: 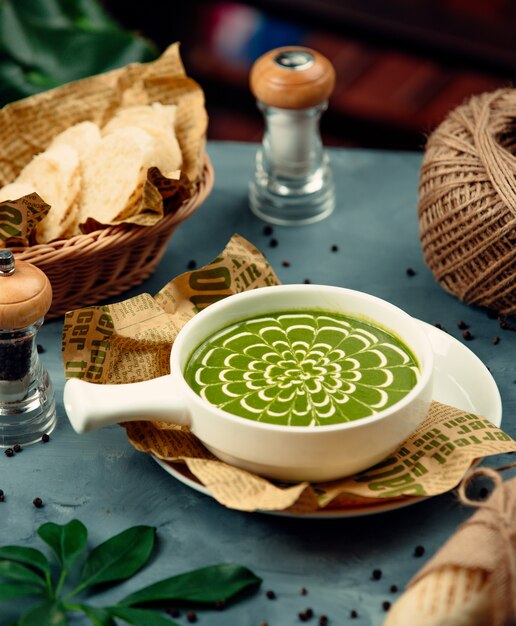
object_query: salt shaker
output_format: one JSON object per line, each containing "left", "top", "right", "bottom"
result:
{"left": 249, "top": 46, "right": 336, "bottom": 225}
{"left": 0, "top": 250, "right": 56, "bottom": 446}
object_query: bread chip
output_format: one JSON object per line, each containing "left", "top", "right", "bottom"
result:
{"left": 49, "top": 121, "right": 101, "bottom": 161}
{"left": 79, "top": 126, "right": 156, "bottom": 225}
{"left": 0, "top": 182, "right": 36, "bottom": 202}
{"left": 102, "top": 103, "right": 182, "bottom": 176}
{"left": 16, "top": 144, "right": 80, "bottom": 243}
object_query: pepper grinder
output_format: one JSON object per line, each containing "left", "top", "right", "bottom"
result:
{"left": 0, "top": 250, "right": 56, "bottom": 447}
{"left": 249, "top": 46, "right": 336, "bottom": 225}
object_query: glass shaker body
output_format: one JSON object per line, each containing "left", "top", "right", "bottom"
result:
{"left": 249, "top": 101, "right": 334, "bottom": 224}
{"left": 0, "top": 250, "right": 56, "bottom": 447}
{"left": 0, "top": 318, "right": 56, "bottom": 446}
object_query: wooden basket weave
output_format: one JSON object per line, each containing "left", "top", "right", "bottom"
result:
{"left": 12, "top": 156, "right": 214, "bottom": 319}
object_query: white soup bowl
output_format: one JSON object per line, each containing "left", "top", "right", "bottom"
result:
{"left": 64, "top": 284, "right": 434, "bottom": 482}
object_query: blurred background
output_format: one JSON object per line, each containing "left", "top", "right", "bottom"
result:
{"left": 1, "top": 0, "right": 515, "bottom": 151}
{"left": 103, "top": 0, "right": 516, "bottom": 150}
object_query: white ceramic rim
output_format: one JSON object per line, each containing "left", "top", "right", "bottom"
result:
{"left": 171, "top": 284, "right": 434, "bottom": 433}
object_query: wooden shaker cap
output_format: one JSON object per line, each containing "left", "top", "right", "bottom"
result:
{"left": 0, "top": 252, "right": 52, "bottom": 329}
{"left": 250, "top": 46, "right": 335, "bottom": 109}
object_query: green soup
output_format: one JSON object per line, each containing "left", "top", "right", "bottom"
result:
{"left": 184, "top": 310, "right": 419, "bottom": 427}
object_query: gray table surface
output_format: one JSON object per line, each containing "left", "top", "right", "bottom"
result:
{"left": 1, "top": 141, "right": 514, "bottom": 626}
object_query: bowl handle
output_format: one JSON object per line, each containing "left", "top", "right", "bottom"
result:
{"left": 63, "top": 376, "right": 190, "bottom": 434}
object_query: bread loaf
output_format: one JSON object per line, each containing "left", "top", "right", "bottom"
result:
{"left": 385, "top": 472, "right": 516, "bottom": 626}
{"left": 384, "top": 565, "right": 492, "bottom": 626}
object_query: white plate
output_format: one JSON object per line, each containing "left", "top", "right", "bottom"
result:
{"left": 154, "top": 320, "right": 502, "bottom": 517}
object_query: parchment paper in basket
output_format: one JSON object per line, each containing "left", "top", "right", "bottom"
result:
{"left": 0, "top": 42, "right": 207, "bottom": 240}
{"left": 0, "top": 43, "right": 206, "bottom": 187}
{"left": 0, "top": 193, "right": 49, "bottom": 247}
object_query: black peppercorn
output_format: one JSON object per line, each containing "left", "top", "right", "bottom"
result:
{"left": 33, "top": 497, "right": 43, "bottom": 508}
{"left": 41, "top": 434, "right": 50, "bottom": 443}
{"left": 0, "top": 493, "right": 4, "bottom": 502}
{"left": 319, "top": 616, "right": 329, "bottom": 626}
{"left": 300, "top": 587, "right": 308, "bottom": 595}
{"left": 414, "top": 545, "right": 425, "bottom": 557}
{"left": 499, "top": 317, "right": 515, "bottom": 331}
{"left": 186, "top": 610, "right": 197, "bottom": 623}
{"left": 269, "top": 238, "right": 278, "bottom": 248}
{"left": 36, "top": 344, "right": 45, "bottom": 354}
{"left": 281, "top": 260, "right": 291, "bottom": 267}
{"left": 382, "top": 601, "right": 391, "bottom": 611}
{"left": 457, "top": 320, "right": 469, "bottom": 330}
{"left": 462, "top": 330, "right": 473, "bottom": 340}
{"left": 405, "top": 267, "right": 416, "bottom": 276}
{"left": 13, "top": 443, "right": 22, "bottom": 453}
{"left": 390, "top": 584, "right": 398, "bottom": 593}
{"left": 166, "top": 608, "right": 180, "bottom": 618}
{"left": 372, "top": 568, "right": 382, "bottom": 580}
{"left": 187, "top": 260, "right": 197, "bottom": 270}
{"left": 303, "top": 278, "right": 311, "bottom": 284}
{"left": 263, "top": 225, "right": 274, "bottom": 236}
{"left": 266, "top": 590, "right": 276, "bottom": 600}
{"left": 4, "top": 448, "right": 14, "bottom": 457}
{"left": 330, "top": 244, "right": 339, "bottom": 252}
{"left": 492, "top": 336, "right": 500, "bottom": 345}
{"left": 350, "top": 609, "right": 358, "bottom": 618}
{"left": 0, "top": 332, "right": 33, "bottom": 382}
{"left": 298, "top": 608, "right": 313, "bottom": 621}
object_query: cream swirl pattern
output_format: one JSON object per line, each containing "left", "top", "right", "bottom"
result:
{"left": 185, "top": 311, "right": 419, "bottom": 426}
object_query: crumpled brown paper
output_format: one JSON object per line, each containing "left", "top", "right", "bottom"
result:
{"left": 62, "top": 234, "right": 516, "bottom": 514}
{"left": 0, "top": 42, "right": 206, "bottom": 243}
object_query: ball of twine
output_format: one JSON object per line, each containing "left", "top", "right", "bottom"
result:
{"left": 418, "top": 88, "right": 516, "bottom": 316}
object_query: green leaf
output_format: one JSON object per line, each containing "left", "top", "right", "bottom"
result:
{"left": 73, "top": 604, "right": 116, "bottom": 626}
{"left": 80, "top": 526, "right": 155, "bottom": 589}
{"left": 106, "top": 607, "right": 177, "bottom": 626}
{"left": 37, "top": 520, "right": 88, "bottom": 569}
{"left": 11, "top": 0, "right": 119, "bottom": 29}
{"left": 0, "top": 582, "right": 45, "bottom": 600}
{"left": 0, "top": 561, "right": 47, "bottom": 588}
{"left": 19, "top": 601, "right": 67, "bottom": 626}
{"left": 118, "top": 564, "right": 262, "bottom": 607}
{"left": 0, "top": 546, "right": 50, "bottom": 577}
{"left": 0, "top": 0, "right": 157, "bottom": 107}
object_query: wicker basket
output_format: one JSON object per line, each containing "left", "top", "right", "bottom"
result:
{"left": 12, "top": 156, "right": 214, "bottom": 319}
